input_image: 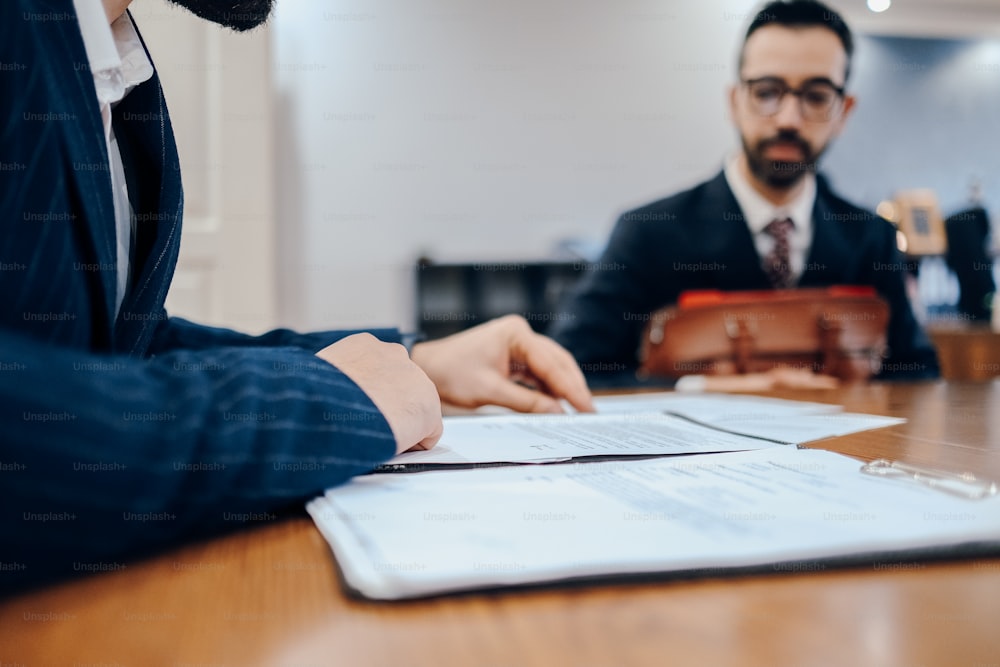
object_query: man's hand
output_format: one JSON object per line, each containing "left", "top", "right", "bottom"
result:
{"left": 315, "top": 334, "right": 442, "bottom": 454}
{"left": 700, "top": 367, "right": 839, "bottom": 393}
{"left": 410, "top": 315, "right": 595, "bottom": 414}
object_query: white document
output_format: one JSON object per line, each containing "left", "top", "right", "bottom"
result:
{"left": 308, "top": 447, "right": 1000, "bottom": 600}
{"left": 387, "top": 395, "right": 906, "bottom": 468}
{"left": 385, "top": 412, "right": 776, "bottom": 467}
{"left": 593, "top": 392, "right": 842, "bottom": 419}
{"left": 593, "top": 392, "right": 904, "bottom": 444}
{"left": 702, "top": 411, "right": 906, "bottom": 444}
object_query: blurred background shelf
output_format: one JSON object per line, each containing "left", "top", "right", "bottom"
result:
{"left": 414, "top": 259, "right": 589, "bottom": 340}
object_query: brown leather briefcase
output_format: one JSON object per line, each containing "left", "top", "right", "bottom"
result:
{"left": 639, "top": 287, "right": 890, "bottom": 381}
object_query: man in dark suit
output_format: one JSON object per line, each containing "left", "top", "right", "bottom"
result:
{"left": 551, "top": 0, "right": 938, "bottom": 387}
{"left": 0, "top": 0, "right": 592, "bottom": 595}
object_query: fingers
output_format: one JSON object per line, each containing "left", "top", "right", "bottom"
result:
{"left": 316, "top": 334, "right": 443, "bottom": 455}
{"left": 408, "top": 415, "right": 444, "bottom": 451}
{"left": 410, "top": 314, "right": 595, "bottom": 414}
{"left": 482, "top": 375, "right": 565, "bottom": 414}
{"left": 701, "top": 368, "right": 839, "bottom": 393}
{"left": 768, "top": 368, "right": 839, "bottom": 390}
{"left": 703, "top": 374, "right": 774, "bottom": 392}
{"left": 794, "top": 374, "right": 839, "bottom": 389}
{"left": 507, "top": 322, "right": 595, "bottom": 413}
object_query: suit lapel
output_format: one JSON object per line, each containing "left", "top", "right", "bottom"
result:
{"left": 111, "top": 67, "right": 183, "bottom": 355}
{"left": 694, "top": 172, "right": 772, "bottom": 290}
{"left": 111, "top": 16, "right": 184, "bottom": 355}
{"left": 801, "top": 183, "right": 854, "bottom": 286}
{"left": 62, "top": 1, "right": 120, "bottom": 340}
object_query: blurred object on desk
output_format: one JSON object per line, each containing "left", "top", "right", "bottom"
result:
{"left": 927, "top": 323, "right": 1000, "bottom": 381}
{"left": 639, "top": 287, "right": 889, "bottom": 382}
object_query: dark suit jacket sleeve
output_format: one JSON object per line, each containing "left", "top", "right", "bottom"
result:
{"left": 149, "top": 314, "right": 403, "bottom": 355}
{"left": 810, "top": 182, "right": 939, "bottom": 380}
{"left": 0, "top": 329, "right": 397, "bottom": 595}
{"left": 0, "top": 1, "right": 405, "bottom": 596}
{"left": 550, "top": 212, "right": 661, "bottom": 381}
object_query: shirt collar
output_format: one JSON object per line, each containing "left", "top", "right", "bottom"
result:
{"left": 73, "top": 0, "right": 154, "bottom": 107}
{"left": 111, "top": 11, "right": 155, "bottom": 93}
{"left": 723, "top": 152, "right": 816, "bottom": 236}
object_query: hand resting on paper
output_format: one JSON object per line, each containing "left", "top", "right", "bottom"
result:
{"left": 316, "top": 317, "right": 595, "bottom": 455}
{"left": 678, "top": 367, "right": 840, "bottom": 393}
{"left": 411, "top": 315, "right": 596, "bottom": 415}
{"left": 316, "top": 334, "right": 443, "bottom": 455}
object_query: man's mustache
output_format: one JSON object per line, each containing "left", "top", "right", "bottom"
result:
{"left": 758, "top": 132, "right": 812, "bottom": 160}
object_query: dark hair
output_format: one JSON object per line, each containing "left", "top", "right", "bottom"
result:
{"left": 739, "top": 0, "right": 854, "bottom": 83}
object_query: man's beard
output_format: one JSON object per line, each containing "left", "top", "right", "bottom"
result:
{"left": 742, "top": 130, "right": 824, "bottom": 190}
{"left": 165, "top": 0, "right": 276, "bottom": 31}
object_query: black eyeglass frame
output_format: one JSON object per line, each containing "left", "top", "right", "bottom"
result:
{"left": 740, "top": 76, "right": 847, "bottom": 121}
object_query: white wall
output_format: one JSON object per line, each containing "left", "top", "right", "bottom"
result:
{"left": 134, "top": 2, "right": 279, "bottom": 334}
{"left": 272, "top": 1, "right": 760, "bottom": 331}
{"left": 825, "top": 34, "right": 1000, "bottom": 217}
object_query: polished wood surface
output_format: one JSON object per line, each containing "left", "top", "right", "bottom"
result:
{"left": 2, "top": 382, "right": 999, "bottom": 666}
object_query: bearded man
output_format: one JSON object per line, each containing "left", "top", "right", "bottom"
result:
{"left": 551, "top": 0, "right": 939, "bottom": 386}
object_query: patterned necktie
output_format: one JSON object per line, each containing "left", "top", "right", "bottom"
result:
{"left": 763, "top": 217, "right": 795, "bottom": 289}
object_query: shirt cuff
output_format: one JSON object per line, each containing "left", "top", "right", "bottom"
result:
{"left": 674, "top": 374, "right": 708, "bottom": 393}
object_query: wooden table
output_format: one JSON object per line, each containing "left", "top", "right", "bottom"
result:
{"left": 2, "top": 382, "right": 999, "bottom": 666}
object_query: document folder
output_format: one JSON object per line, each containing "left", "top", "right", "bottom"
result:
{"left": 308, "top": 447, "right": 1000, "bottom": 600}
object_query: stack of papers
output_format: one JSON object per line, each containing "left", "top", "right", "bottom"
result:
{"left": 309, "top": 447, "right": 1000, "bottom": 600}
{"left": 595, "top": 392, "right": 906, "bottom": 445}
{"left": 384, "top": 393, "right": 904, "bottom": 468}
{"left": 307, "top": 393, "right": 999, "bottom": 599}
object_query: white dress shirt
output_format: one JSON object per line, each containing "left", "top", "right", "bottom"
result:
{"left": 723, "top": 153, "right": 816, "bottom": 284}
{"left": 72, "top": 0, "right": 154, "bottom": 318}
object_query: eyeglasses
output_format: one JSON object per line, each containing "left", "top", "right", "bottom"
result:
{"left": 742, "top": 77, "right": 846, "bottom": 122}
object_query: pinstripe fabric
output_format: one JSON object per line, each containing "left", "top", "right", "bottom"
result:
{"left": 1, "top": 1, "right": 398, "bottom": 595}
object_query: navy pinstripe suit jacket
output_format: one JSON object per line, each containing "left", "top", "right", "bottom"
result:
{"left": 1, "top": 1, "right": 398, "bottom": 595}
